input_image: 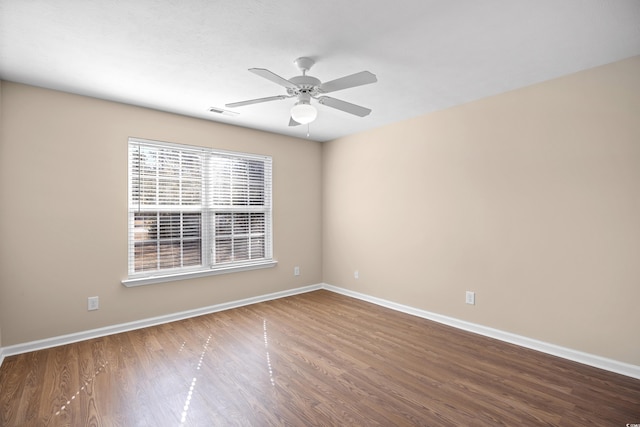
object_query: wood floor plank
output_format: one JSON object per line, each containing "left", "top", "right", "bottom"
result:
{"left": 1, "top": 289, "right": 639, "bottom": 426}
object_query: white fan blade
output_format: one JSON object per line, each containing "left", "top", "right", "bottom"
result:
{"left": 226, "top": 95, "right": 286, "bottom": 108}
{"left": 289, "top": 117, "right": 301, "bottom": 127}
{"left": 249, "top": 68, "right": 298, "bottom": 89}
{"left": 318, "top": 71, "right": 377, "bottom": 94}
{"left": 318, "top": 96, "right": 371, "bottom": 117}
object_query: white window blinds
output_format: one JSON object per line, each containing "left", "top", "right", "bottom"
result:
{"left": 209, "top": 154, "right": 272, "bottom": 265}
{"left": 127, "top": 138, "right": 273, "bottom": 282}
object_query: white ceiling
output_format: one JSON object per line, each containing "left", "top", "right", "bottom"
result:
{"left": 1, "top": 1, "right": 639, "bottom": 142}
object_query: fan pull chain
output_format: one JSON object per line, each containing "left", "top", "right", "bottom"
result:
{"left": 307, "top": 123, "right": 310, "bottom": 138}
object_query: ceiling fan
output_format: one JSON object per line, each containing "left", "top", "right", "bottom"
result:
{"left": 225, "top": 57, "right": 377, "bottom": 126}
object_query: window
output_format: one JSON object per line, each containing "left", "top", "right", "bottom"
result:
{"left": 124, "top": 138, "right": 275, "bottom": 286}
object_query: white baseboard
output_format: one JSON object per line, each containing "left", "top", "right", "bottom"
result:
{"left": 0, "top": 284, "right": 322, "bottom": 365}
{"left": 1, "top": 282, "right": 638, "bottom": 380}
{"left": 322, "top": 283, "right": 640, "bottom": 380}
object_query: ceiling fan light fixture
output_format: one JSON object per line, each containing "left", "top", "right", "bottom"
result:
{"left": 291, "top": 102, "right": 317, "bottom": 124}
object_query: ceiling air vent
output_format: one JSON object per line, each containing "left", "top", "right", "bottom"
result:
{"left": 208, "top": 107, "right": 239, "bottom": 117}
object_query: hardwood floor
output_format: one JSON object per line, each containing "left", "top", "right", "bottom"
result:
{"left": 1, "top": 289, "right": 639, "bottom": 426}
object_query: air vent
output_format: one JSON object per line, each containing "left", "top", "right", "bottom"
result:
{"left": 208, "top": 107, "right": 239, "bottom": 117}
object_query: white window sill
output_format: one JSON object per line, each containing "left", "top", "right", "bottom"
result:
{"left": 121, "top": 260, "right": 278, "bottom": 287}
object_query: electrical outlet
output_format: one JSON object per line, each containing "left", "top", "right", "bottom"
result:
{"left": 354, "top": 270, "right": 359, "bottom": 279}
{"left": 465, "top": 291, "right": 475, "bottom": 305}
{"left": 88, "top": 296, "right": 99, "bottom": 311}
{"left": 294, "top": 266, "right": 300, "bottom": 276}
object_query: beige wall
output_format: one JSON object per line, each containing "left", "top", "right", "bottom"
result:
{"left": 323, "top": 57, "right": 640, "bottom": 365}
{"left": 0, "top": 82, "right": 323, "bottom": 346}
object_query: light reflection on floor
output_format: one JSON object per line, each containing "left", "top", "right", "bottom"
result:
{"left": 177, "top": 320, "right": 275, "bottom": 426}
{"left": 54, "top": 361, "right": 109, "bottom": 417}
{"left": 179, "top": 335, "right": 211, "bottom": 426}
{"left": 263, "top": 319, "right": 275, "bottom": 387}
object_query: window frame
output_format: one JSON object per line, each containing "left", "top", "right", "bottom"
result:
{"left": 122, "top": 138, "right": 276, "bottom": 287}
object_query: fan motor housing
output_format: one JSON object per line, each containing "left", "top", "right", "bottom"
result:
{"left": 288, "top": 75, "right": 321, "bottom": 96}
